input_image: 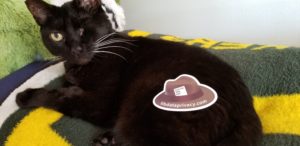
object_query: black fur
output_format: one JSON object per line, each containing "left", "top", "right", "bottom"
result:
{"left": 18, "top": 0, "right": 262, "bottom": 145}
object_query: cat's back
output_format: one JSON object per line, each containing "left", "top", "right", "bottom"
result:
{"left": 120, "top": 38, "right": 249, "bottom": 113}
{"left": 126, "top": 36, "right": 241, "bottom": 91}
{"left": 112, "top": 36, "right": 262, "bottom": 146}
{"left": 133, "top": 37, "right": 218, "bottom": 62}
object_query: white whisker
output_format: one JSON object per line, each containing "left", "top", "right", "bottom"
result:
{"left": 93, "top": 51, "right": 127, "bottom": 61}
{"left": 95, "top": 45, "right": 133, "bottom": 52}
{"left": 95, "top": 32, "right": 117, "bottom": 44}
{"left": 98, "top": 38, "right": 136, "bottom": 44}
{"left": 94, "top": 39, "right": 137, "bottom": 48}
{"left": 96, "top": 32, "right": 115, "bottom": 43}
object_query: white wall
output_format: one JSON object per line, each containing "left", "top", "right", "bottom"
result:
{"left": 121, "top": 0, "right": 300, "bottom": 46}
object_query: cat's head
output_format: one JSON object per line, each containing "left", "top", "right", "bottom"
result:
{"left": 25, "top": 0, "right": 114, "bottom": 65}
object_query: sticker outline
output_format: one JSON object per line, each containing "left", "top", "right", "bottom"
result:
{"left": 152, "top": 74, "right": 218, "bottom": 112}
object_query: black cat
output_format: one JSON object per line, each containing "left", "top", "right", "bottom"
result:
{"left": 17, "top": 0, "right": 262, "bottom": 145}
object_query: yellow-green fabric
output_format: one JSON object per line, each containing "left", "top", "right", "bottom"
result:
{"left": 0, "top": 0, "right": 53, "bottom": 79}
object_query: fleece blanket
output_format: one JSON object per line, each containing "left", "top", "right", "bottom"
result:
{"left": 0, "top": 0, "right": 53, "bottom": 78}
{"left": 0, "top": 30, "right": 299, "bottom": 146}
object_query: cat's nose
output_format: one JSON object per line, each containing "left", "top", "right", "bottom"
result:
{"left": 76, "top": 46, "right": 83, "bottom": 52}
{"left": 71, "top": 47, "right": 83, "bottom": 56}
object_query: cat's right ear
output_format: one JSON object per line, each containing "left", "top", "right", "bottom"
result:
{"left": 25, "top": 0, "right": 53, "bottom": 25}
{"left": 74, "top": 0, "right": 101, "bottom": 13}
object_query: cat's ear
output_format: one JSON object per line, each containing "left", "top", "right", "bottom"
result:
{"left": 25, "top": 0, "right": 53, "bottom": 25}
{"left": 74, "top": 0, "right": 102, "bottom": 13}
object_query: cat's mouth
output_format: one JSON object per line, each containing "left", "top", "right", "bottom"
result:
{"left": 68, "top": 53, "right": 94, "bottom": 65}
{"left": 75, "top": 57, "right": 92, "bottom": 65}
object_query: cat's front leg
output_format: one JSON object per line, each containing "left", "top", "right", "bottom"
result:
{"left": 16, "top": 86, "right": 83, "bottom": 109}
{"left": 17, "top": 86, "right": 117, "bottom": 127}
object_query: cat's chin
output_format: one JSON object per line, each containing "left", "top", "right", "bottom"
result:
{"left": 77, "top": 59, "right": 91, "bottom": 65}
{"left": 69, "top": 57, "right": 92, "bottom": 65}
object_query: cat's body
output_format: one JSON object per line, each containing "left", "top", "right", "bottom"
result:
{"left": 17, "top": 0, "right": 262, "bottom": 145}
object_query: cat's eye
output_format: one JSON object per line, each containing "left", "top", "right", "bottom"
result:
{"left": 50, "top": 32, "right": 64, "bottom": 42}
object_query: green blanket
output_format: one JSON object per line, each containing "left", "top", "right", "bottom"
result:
{"left": 0, "top": 30, "right": 300, "bottom": 146}
{"left": 0, "top": 0, "right": 52, "bottom": 78}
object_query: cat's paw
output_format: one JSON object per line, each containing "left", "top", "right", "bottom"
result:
{"left": 93, "top": 131, "right": 117, "bottom": 146}
{"left": 61, "top": 86, "right": 84, "bottom": 97}
{"left": 16, "top": 88, "right": 48, "bottom": 108}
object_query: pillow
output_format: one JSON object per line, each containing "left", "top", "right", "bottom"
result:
{"left": 0, "top": 30, "right": 299, "bottom": 146}
{"left": 0, "top": 0, "right": 53, "bottom": 79}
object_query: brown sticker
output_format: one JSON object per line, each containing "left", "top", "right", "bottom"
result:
{"left": 153, "top": 74, "right": 218, "bottom": 112}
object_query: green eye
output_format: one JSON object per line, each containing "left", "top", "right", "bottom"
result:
{"left": 50, "top": 32, "right": 64, "bottom": 42}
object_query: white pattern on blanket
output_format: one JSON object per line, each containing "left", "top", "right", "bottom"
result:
{"left": 0, "top": 62, "right": 65, "bottom": 127}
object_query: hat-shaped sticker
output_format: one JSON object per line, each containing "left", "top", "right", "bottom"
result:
{"left": 153, "top": 74, "right": 218, "bottom": 112}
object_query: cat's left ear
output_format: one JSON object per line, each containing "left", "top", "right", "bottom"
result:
{"left": 25, "top": 0, "right": 54, "bottom": 25}
{"left": 74, "top": 0, "right": 102, "bottom": 13}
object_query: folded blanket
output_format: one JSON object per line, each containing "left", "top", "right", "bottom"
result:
{"left": 0, "top": 30, "right": 299, "bottom": 146}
